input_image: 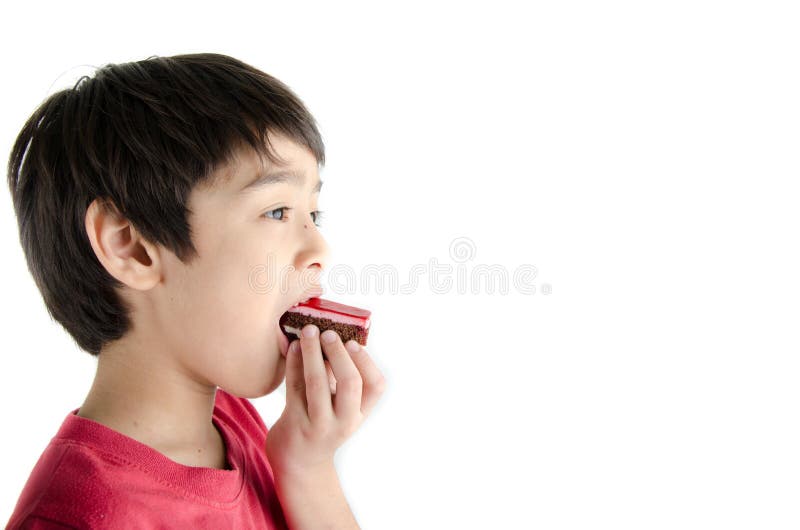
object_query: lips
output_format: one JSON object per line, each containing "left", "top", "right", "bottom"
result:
{"left": 281, "top": 288, "right": 324, "bottom": 318}
{"left": 277, "top": 286, "right": 323, "bottom": 354}
{"left": 284, "top": 287, "right": 324, "bottom": 313}
{"left": 277, "top": 322, "right": 290, "bottom": 357}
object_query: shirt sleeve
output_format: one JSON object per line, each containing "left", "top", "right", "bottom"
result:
{"left": 17, "top": 516, "right": 77, "bottom": 530}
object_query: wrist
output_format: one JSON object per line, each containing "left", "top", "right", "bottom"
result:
{"left": 272, "top": 458, "right": 337, "bottom": 487}
{"left": 270, "top": 460, "right": 360, "bottom": 530}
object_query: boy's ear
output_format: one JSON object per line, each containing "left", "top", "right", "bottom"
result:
{"left": 84, "top": 198, "right": 162, "bottom": 291}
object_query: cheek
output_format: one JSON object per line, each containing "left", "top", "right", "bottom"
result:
{"left": 160, "top": 271, "right": 288, "bottom": 396}
{"left": 170, "top": 256, "right": 270, "bottom": 348}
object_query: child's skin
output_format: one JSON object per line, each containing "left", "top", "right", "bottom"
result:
{"left": 76, "top": 131, "right": 385, "bottom": 527}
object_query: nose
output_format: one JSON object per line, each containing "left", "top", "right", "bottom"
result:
{"left": 294, "top": 219, "right": 330, "bottom": 283}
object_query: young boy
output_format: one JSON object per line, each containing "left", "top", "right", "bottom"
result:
{"left": 4, "top": 53, "right": 385, "bottom": 529}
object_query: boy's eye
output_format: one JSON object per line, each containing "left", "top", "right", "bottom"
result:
{"left": 263, "top": 207, "right": 324, "bottom": 227}
{"left": 264, "top": 206, "right": 290, "bottom": 221}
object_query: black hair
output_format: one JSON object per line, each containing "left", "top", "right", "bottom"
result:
{"left": 7, "top": 53, "right": 325, "bottom": 356}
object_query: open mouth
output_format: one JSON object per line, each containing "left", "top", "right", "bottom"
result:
{"left": 278, "top": 300, "right": 307, "bottom": 341}
{"left": 277, "top": 290, "right": 323, "bottom": 355}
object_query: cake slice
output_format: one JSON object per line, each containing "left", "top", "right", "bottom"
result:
{"left": 280, "top": 297, "right": 372, "bottom": 347}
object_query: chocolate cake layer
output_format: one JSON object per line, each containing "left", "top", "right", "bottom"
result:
{"left": 280, "top": 311, "right": 370, "bottom": 346}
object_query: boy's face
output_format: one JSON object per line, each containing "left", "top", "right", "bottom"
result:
{"left": 151, "top": 132, "right": 328, "bottom": 398}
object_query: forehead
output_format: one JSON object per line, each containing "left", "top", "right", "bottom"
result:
{"left": 218, "top": 134, "right": 320, "bottom": 190}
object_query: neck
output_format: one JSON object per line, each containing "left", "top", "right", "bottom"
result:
{"left": 76, "top": 332, "right": 226, "bottom": 468}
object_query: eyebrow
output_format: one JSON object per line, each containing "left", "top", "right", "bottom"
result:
{"left": 238, "top": 169, "right": 323, "bottom": 195}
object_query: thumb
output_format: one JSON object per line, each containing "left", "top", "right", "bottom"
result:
{"left": 284, "top": 340, "right": 308, "bottom": 412}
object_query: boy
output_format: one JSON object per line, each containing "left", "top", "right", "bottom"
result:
{"left": 5, "top": 53, "right": 385, "bottom": 529}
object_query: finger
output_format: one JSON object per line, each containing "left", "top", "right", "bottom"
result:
{"left": 325, "top": 361, "right": 337, "bottom": 394}
{"left": 320, "top": 330, "right": 362, "bottom": 422}
{"left": 344, "top": 341, "right": 386, "bottom": 417}
{"left": 284, "top": 340, "right": 308, "bottom": 415}
{"left": 299, "top": 325, "right": 333, "bottom": 422}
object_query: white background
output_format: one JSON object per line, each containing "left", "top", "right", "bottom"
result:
{"left": 1, "top": 1, "right": 798, "bottom": 528}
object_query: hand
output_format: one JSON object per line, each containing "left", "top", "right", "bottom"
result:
{"left": 265, "top": 324, "right": 386, "bottom": 475}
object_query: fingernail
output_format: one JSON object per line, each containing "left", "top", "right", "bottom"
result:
{"left": 345, "top": 341, "right": 360, "bottom": 354}
{"left": 289, "top": 341, "right": 299, "bottom": 355}
{"left": 321, "top": 330, "right": 337, "bottom": 343}
{"left": 302, "top": 325, "right": 318, "bottom": 338}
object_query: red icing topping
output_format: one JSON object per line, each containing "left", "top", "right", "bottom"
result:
{"left": 295, "top": 297, "right": 371, "bottom": 323}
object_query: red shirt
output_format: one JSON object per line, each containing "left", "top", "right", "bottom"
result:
{"left": 5, "top": 389, "right": 288, "bottom": 529}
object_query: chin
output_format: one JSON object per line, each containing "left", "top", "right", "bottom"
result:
{"left": 263, "top": 358, "right": 287, "bottom": 395}
{"left": 260, "top": 378, "right": 283, "bottom": 397}
{"left": 255, "top": 360, "right": 288, "bottom": 398}
{"left": 218, "top": 356, "right": 285, "bottom": 399}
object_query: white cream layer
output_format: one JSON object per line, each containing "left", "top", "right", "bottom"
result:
{"left": 283, "top": 325, "right": 302, "bottom": 338}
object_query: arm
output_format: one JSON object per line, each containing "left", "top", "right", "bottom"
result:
{"left": 273, "top": 463, "right": 359, "bottom": 530}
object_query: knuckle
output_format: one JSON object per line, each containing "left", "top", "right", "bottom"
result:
{"left": 319, "top": 421, "right": 337, "bottom": 439}
{"left": 345, "top": 417, "right": 362, "bottom": 436}
{"left": 300, "top": 420, "right": 319, "bottom": 439}
{"left": 372, "top": 375, "right": 387, "bottom": 393}
{"left": 305, "top": 374, "right": 329, "bottom": 392}
{"left": 340, "top": 370, "right": 362, "bottom": 384}
{"left": 337, "top": 376, "right": 363, "bottom": 394}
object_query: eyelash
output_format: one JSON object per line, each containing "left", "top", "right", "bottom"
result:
{"left": 263, "top": 207, "right": 324, "bottom": 227}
